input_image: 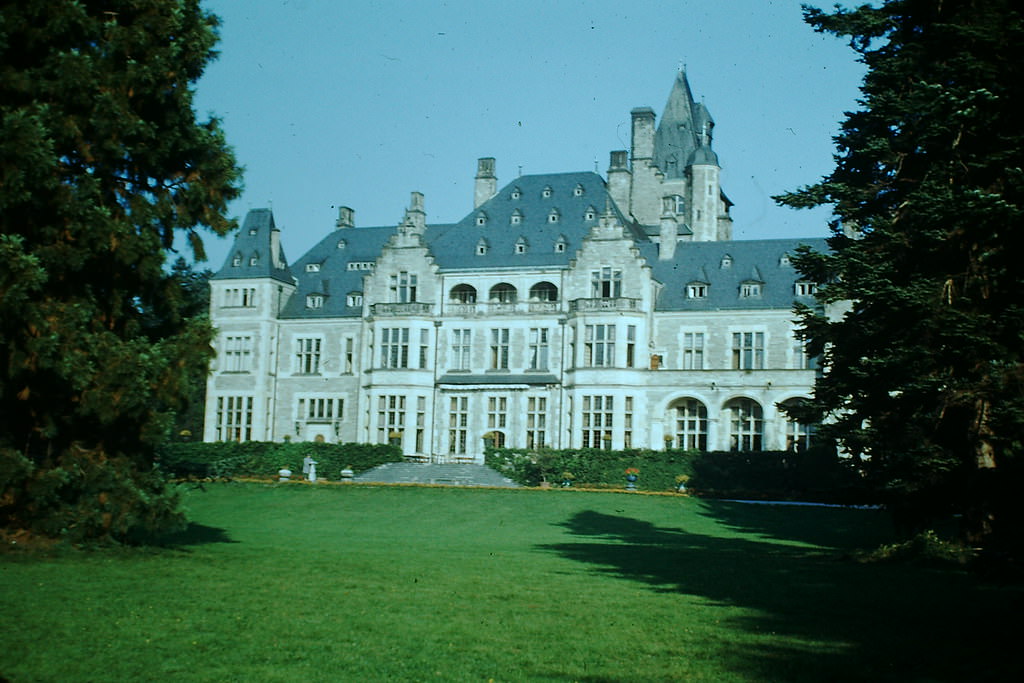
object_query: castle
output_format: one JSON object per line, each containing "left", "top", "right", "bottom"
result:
{"left": 203, "top": 70, "right": 824, "bottom": 460}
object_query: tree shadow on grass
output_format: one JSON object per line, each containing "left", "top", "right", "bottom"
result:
{"left": 154, "top": 522, "right": 237, "bottom": 548}
{"left": 538, "top": 510, "right": 1021, "bottom": 682}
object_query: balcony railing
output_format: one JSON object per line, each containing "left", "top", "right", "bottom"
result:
{"left": 370, "top": 302, "right": 433, "bottom": 316}
{"left": 569, "top": 297, "right": 641, "bottom": 313}
{"left": 443, "top": 300, "right": 562, "bottom": 317}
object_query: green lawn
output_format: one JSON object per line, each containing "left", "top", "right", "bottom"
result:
{"left": 1, "top": 483, "right": 1019, "bottom": 682}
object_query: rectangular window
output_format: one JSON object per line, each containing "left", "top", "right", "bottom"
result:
{"left": 295, "top": 337, "right": 322, "bottom": 374}
{"left": 380, "top": 328, "right": 410, "bottom": 369}
{"left": 448, "top": 396, "right": 469, "bottom": 455}
{"left": 389, "top": 271, "right": 418, "bottom": 303}
{"left": 224, "top": 287, "right": 256, "bottom": 308}
{"left": 591, "top": 267, "right": 622, "bottom": 298}
{"left": 451, "top": 329, "right": 471, "bottom": 370}
{"left": 584, "top": 324, "right": 616, "bottom": 367}
{"left": 487, "top": 396, "right": 508, "bottom": 430}
{"left": 528, "top": 328, "right": 549, "bottom": 370}
{"left": 223, "top": 335, "right": 253, "bottom": 372}
{"left": 623, "top": 396, "right": 634, "bottom": 449}
{"left": 297, "top": 397, "right": 344, "bottom": 421}
{"left": 582, "top": 395, "right": 613, "bottom": 449}
{"left": 377, "top": 395, "right": 406, "bottom": 445}
{"left": 343, "top": 337, "right": 355, "bottom": 374}
{"left": 626, "top": 325, "right": 636, "bottom": 367}
{"left": 415, "top": 396, "right": 426, "bottom": 453}
{"left": 526, "top": 396, "right": 547, "bottom": 449}
{"left": 419, "top": 329, "right": 430, "bottom": 369}
{"left": 490, "top": 328, "right": 510, "bottom": 370}
{"left": 682, "top": 332, "right": 704, "bottom": 370}
{"left": 215, "top": 396, "right": 253, "bottom": 442}
{"left": 732, "top": 332, "right": 765, "bottom": 370}
{"left": 792, "top": 335, "right": 818, "bottom": 370}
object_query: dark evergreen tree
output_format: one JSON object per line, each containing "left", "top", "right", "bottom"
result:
{"left": 0, "top": 1, "right": 241, "bottom": 542}
{"left": 777, "top": 1, "right": 1024, "bottom": 549}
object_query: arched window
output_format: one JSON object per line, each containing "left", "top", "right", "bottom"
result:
{"left": 670, "top": 398, "right": 707, "bottom": 450}
{"left": 725, "top": 398, "right": 763, "bottom": 451}
{"left": 781, "top": 398, "right": 815, "bottom": 452}
{"left": 489, "top": 283, "right": 517, "bottom": 303}
{"left": 450, "top": 284, "right": 477, "bottom": 304}
{"left": 529, "top": 281, "right": 558, "bottom": 302}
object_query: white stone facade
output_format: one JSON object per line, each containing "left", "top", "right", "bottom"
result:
{"left": 203, "top": 72, "right": 823, "bottom": 461}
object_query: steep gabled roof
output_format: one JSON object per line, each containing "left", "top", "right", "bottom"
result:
{"left": 425, "top": 171, "right": 633, "bottom": 270}
{"left": 279, "top": 224, "right": 399, "bottom": 319}
{"left": 212, "top": 209, "right": 294, "bottom": 284}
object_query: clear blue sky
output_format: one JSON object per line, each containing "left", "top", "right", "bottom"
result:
{"left": 192, "top": 0, "right": 865, "bottom": 269}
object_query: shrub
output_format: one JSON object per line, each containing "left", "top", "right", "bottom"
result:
{"left": 486, "top": 443, "right": 871, "bottom": 502}
{"left": 156, "top": 442, "right": 402, "bottom": 480}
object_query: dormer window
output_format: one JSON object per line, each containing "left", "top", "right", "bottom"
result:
{"left": 573, "top": 184, "right": 585, "bottom": 197}
{"left": 542, "top": 186, "right": 553, "bottom": 198}
{"left": 687, "top": 283, "right": 708, "bottom": 299}
{"left": 554, "top": 236, "right": 567, "bottom": 253}
{"left": 232, "top": 252, "right": 242, "bottom": 267}
{"left": 720, "top": 254, "right": 733, "bottom": 269}
{"left": 548, "top": 209, "right": 560, "bottom": 224}
{"left": 476, "top": 211, "right": 488, "bottom": 226}
{"left": 346, "top": 293, "right": 363, "bottom": 307}
{"left": 249, "top": 253, "right": 259, "bottom": 266}
{"left": 779, "top": 253, "right": 791, "bottom": 266}
{"left": 306, "top": 294, "right": 324, "bottom": 309}
{"left": 584, "top": 206, "right": 597, "bottom": 221}
{"left": 515, "top": 237, "right": 528, "bottom": 254}
{"left": 249, "top": 228, "right": 258, "bottom": 236}
{"left": 476, "top": 238, "right": 489, "bottom": 256}
{"left": 306, "top": 263, "right": 321, "bottom": 273}
{"left": 795, "top": 282, "right": 817, "bottom": 297}
{"left": 510, "top": 187, "right": 521, "bottom": 200}
{"left": 337, "top": 239, "right": 347, "bottom": 250}
{"left": 740, "top": 282, "right": 763, "bottom": 298}
{"left": 510, "top": 209, "right": 523, "bottom": 225}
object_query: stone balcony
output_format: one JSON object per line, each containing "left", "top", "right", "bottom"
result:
{"left": 569, "top": 297, "right": 641, "bottom": 313}
{"left": 370, "top": 302, "right": 434, "bottom": 317}
{"left": 444, "top": 301, "right": 562, "bottom": 317}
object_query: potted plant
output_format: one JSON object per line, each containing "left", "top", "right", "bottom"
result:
{"left": 560, "top": 471, "right": 575, "bottom": 488}
{"left": 625, "top": 467, "right": 640, "bottom": 490}
{"left": 675, "top": 474, "right": 690, "bottom": 493}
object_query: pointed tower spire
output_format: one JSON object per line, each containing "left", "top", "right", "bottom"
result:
{"left": 653, "top": 69, "right": 701, "bottom": 179}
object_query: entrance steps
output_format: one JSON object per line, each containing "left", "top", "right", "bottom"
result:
{"left": 353, "top": 462, "right": 519, "bottom": 488}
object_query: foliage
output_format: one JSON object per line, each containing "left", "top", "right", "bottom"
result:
{"left": 775, "top": 1, "right": 1024, "bottom": 546}
{"left": 856, "top": 530, "right": 975, "bottom": 568}
{"left": 157, "top": 441, "right": 403, "bottom": 480}
{"left": 0, "top": 2, "right": 241, "bottom": 542}
{"left": 485, "top": 446, "right": 867, "bottom": 501}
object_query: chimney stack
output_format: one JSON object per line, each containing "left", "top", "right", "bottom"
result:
{"left": 474, "top": 157, "right": 497, "bottom": 209}
{"left": 336, "top": 206, "right": 355, "bottom": 229}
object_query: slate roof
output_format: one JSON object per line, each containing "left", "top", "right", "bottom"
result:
{"left": 654, "top": 70, "right": 717, "bottom": 178}
{"left": 643, "top": 237, "right": 829, "bottom": 311}
{"left": 218, "top": 180, "right": 825, "bottom": 319}
{"left": 423, "top": 171, "right": 631, "bottom": 270}
{"left": 279, "top": 224, "right": 400, "bottom": 319}
{"left": 212, "top": 209, "right": 294, "bottom": 284}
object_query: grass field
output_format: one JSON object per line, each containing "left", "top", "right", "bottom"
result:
{"left": 1, "top": 483, "right": 1020, "bottom": 681}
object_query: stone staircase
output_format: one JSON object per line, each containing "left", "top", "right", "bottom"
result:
{"left": 353, "top": 462, "right": 519, "bottom": 488}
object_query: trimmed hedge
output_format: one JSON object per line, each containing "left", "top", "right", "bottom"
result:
{"left": 485, "top": 444, "right": 872, "bottom": 503}
{"left": 156, "top": 442, "right": 403, "bottom": 480}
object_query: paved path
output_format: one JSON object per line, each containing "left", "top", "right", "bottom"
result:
{"left": 354, "top": 462, "right": 519, "bottom": 488}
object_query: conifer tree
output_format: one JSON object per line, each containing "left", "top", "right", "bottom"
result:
{"left": 777, "top": 1, "right": 1024, "bottom": 548}
{"left": 0, "top": 1, "right": 240, "bottom": 542}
